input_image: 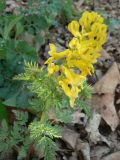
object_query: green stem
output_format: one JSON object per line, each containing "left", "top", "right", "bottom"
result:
{"left": 40, "top": 112, "right": 47, "bottom": 123}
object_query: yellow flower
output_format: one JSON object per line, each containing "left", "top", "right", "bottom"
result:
{"left": 59, "top": 79, "right": 80, "bottom": 107}
{"left": 45, "top": 57, "right": 54, "bottom": 64}
{"left": 59, "top": 79, "right": 71, "bottom": 98}
{"left": 58, "top": 66, "right": 86, "bottom": 107}
{"left": 48, "top": 43, "right": 70, "bottom": 60}
{"left": 66, "top": 59, "right": 92, "bottom": 76}
{"left": 62, "top": 66, "right": 86, "bottom": 86}
{"left": 45, "top": 11, "right": 107, "bottom": 107}
{"left": 89, "top": 23, "right": 107, "bottom": 45}
{"left": 69, "top": 86, "right": 80, "bottom": 107}
{"left": 70, "top": 86, "right": 80, "bottom": 107}
{"left": 48, "top": 63, "right": 59, "bottom": 76}
{"left": 48, "top": 43, "right": 56, "bottom": 57}
{"left": 69, "top": 37, "right": 80, "bottom": 49}
{"left": 79, "top": 11, "right": 104, "bottom": 32}
{"left": 68, "top": 20, "right": 81, "bottom": 38}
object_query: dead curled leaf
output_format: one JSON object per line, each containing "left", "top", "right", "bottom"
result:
{"left": 90, "top": 145, "right": 110, "bottom": 160}
{"left": 93, "top": 62, "right": 120, "bottom": 94}
{"left": 74, "top": 0, "right": 84, "bottom": 11}
{"left": 76, "top": 139, "right": 90, "bottom": 160}
{"left": 100, "top": 94, "right": 119, "bottom": 131}
{"left": 62, "top": 128, "right": 79, "bottom": 149}
{"left": 91, "top": 94, "right": 119, "bottom": 131}
{"left": 71, "top": 111, "right": 87, "bottom": 125}
{"left": 91, "top": 62, "right": 120, "bottom": 131}
{"left": 69, "top": 152, "right": 78, "bottom": 160}
{"left": 86, "top": 112, "right": 110, "bottom": 145}
{"left": 100, "top": 49, "right": 112, "bottom": 60}
{"left": 102, "top": 151, "right": 120, "bottom": 160}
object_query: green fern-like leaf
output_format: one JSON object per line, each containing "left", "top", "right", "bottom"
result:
{"left": 80, "top": 81, "right": 92, "bottom": 99}
{"left": 29, "top": 121, "right": 61, "bottom": 160}
{"left": 39, "top": 136, "right": 57, "bottom": 160}
{"left": 14, "top": 61, "right": 40, "bottom": 81}
{"left": 55, "top": 107, "right": 73, "bottom": 124}
{"left": 0, "top": 110, "right": 32, "bottom": 159}
{"left": 29, "top": 122, "right": 61, "bottom": 140}
{"left": 17, "top": 137, "right": 33, "bottom": 160}
{"left": 76, "top": 99, "right": 91, "bottom": 118}
{"left": 15, "top": 62, "right": 66, "bottom": 113}
{"left": 0, "top": 120, "right": 13, "bottom": 156}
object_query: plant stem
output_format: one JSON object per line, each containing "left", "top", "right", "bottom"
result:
{"left": 40, "top": 112, "right": 47, "bottom": 123}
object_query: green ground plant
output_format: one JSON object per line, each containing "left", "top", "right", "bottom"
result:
{"left": 0, "top": 62, "right": 96, "bottom": 159}
{"left": 15, "top": 61, "right": 92, "bottom": 160}
{"left": 0, "top": 13, "right": 37, "bottom": 108}
{"left": 0, "top": 110, "right": 32, "bottom": 160}
{"left": 15, "top": 11, "right": 107, "bottom": 159}
{"left": 0, "top": 2, "right": 107, "bottom": 159}
{"left": 18, "top": 0, "right": 76, "bottom": 51}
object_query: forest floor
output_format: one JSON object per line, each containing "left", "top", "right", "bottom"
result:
{"left": 4, "top": 0, "right": 120, "bottom": 160}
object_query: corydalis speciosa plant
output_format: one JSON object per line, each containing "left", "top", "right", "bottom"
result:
{"left": 14, "top": 11, "right": 107, "bottom": 160}
{"left": 45, "top": 11, "right": 107, "bottom": 107}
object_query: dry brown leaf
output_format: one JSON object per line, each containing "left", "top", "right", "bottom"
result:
{"left": 69, "top": 152, "right": 78, "bottom": 160}
{"left": 117, "top": 63, "right": 120, "bottom": 72}
{"left": 6, "top": 0, "right": 18, "bottom": 12}
{"left": 100, "top": 49, "right": 112, "bottom": 60}
{"left": 90, "top": 95, "right": 102, "bottom": 112}
{"left": 76, "top": 139, "right": 90, "bottom": 160}
{"left": 86, "top": 112, "right": 110, "bottom": 145}
{"left": 102, "top": 151, "right": 120, "bottom": 160}
{"left": 62, "top": 128, "right": 79, "bottom": 149}
{"left": 74, "top": 0, "right": 84, "bottom": 10}
{"left": 20, "top": 33, "right": 35, "bottom": 46}
{"left": 91, "top": 62, "right": 120, "bottom": 131}
{"left": 93, "top": 62, "right": 120, "bottom": 94}
{"left": 71, "top": 111, "right": 87, "bottom": 125}
{"left": 91, "top": 146, "right": 110, "bottom": 160}
{"left": 100, "top": 94, "right": 119, "bottom": 131}
{"left": 91, "top": 94, "right": 119, "bottom": 131}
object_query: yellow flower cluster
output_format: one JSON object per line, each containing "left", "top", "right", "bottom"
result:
{"left": 45, "top": 11, "right": 107, "bottom": 107}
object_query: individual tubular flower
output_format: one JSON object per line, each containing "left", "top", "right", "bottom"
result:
{"left": 47, "top": 63, "right": 59, "bottom": 76}
{"left": 61, "top": 66, "right": 86, "bottom": 86}
{"left": 45, "top": 11, "right": 107, "bottom": 107}
{"left": 48, "top": 43, "right": 69, "bottom": 60}
{"left": 79, "top": 11, "right": 104, "bottom": 32}
{"left": 66, "top": 59, "right": 94, "bottom": 76}
{"left": 89, "top": 23, "right": 107, "bottom": 46}
{"left": 59, "top": 79, "right": 80, "bottom": 107}
{"left": 68, "top": 20, "right": 81, "bottom": 38}
{"left": 69, "top": 37, "right": 79, "bottom": 49}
